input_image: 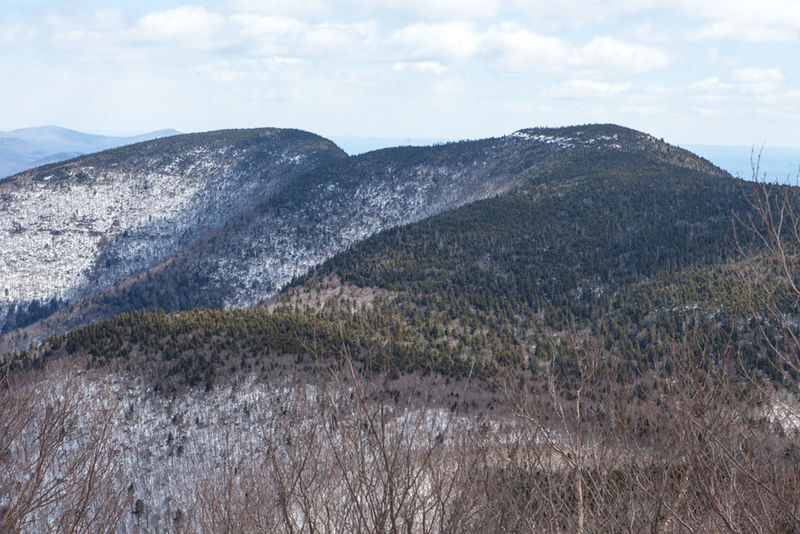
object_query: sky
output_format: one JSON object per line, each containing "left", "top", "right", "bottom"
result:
{"left": 2, "top": 0, "right": 799, "bottom": 148}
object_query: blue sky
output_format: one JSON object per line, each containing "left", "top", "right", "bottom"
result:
{"left": 2, "top": 0, "right": 799, "bottom": 148}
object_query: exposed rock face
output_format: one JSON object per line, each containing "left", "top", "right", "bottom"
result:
{"left": 0, "top": 124, "right": 728, "bottom": 353}
{"left": 0, "top": 128, "right": 346, "bottom": 336}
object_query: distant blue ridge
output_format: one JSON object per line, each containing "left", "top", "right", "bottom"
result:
{"left": 0, "top": 126, "right": 181, "bottom": 179}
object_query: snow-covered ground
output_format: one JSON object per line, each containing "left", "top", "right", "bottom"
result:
{"left": 0, "top": 130, "right": 342, "bottom": 336}
{"left": 3, "top": 367, "right": 492, "bottom": 532}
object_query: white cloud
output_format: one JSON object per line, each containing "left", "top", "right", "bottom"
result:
{"left": 506, "top": 0, "right": 800, "bottom": 43}
{"left": 688, "top": 77, "right": 734, "bottom": 94}
{"left": 508, "top": 0, "right": 655, "bottom": 24}
{"left": 134, "top": 6, "right": 227, "bottom": 45}
{"left": 577, "top": 36, "right": 670, "bottom": 73}
{"left": 690, "top": 19, "right": 799, "bottom": 43}
{"left": 559, "top": 79, "right": 634, "bottom": 96}
{"left": 731, "top": 67, "right": 785, "bottom": 94}
{"left": 51, "top": 28, "right": 105, "bottom": 46}
{"left": 0, "top": 24, "right": 39, "bottom": 46}
{"left": 483, "top": 23, "right": 571, "bottom": 68}
{"left": 376, "top": 0, "right": 504, "bottom": 19}
{"left": 227, "top": 0, "right": 800, "bottom": 44}
{"left": 689, "top": 67, "right": 786, "bottom": 98}
{"left": 232, "top": 14, "right": 378, "bottom": 58}
{"left": 230, "top": 0, "right": 504, "bottom": 20}
{"left": 673, "top": 0, "right": 800, "bottom": 42}
{"left": 631, "top": 23, "right": 672, "bottom": 43}
{"left": 731, "top": 67, "right": 784, "bottom": 84}
{"left": 704, "top": 47, "right": 738, "bottom": 66}
{"left": 229, "top": 14, "right": 306, "bottom": 45}
{"left": 393, "top": 22, "right": 670, "bottom": 74}
{"left": 193, "top": 57, "right": 305, "bottom": 85}
{"left": 392, "top": 22, "right": 481, "bottom": 61}
{"left": 391, "top": 61, "right": 447, "bottom": 74}
{"left": 229, "top": 0, "right": 332, "bottom": 17}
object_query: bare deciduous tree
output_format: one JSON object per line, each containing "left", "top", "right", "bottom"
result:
{"left": 0, "top": 367, "right": 128, "bottom": 533}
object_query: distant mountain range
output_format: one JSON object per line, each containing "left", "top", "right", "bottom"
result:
{"left": 0, "top": 125, "right": 180, "bottom": 178}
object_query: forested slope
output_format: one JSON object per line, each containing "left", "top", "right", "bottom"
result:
{"left": 15, "top": 135, "right": 794, "bottom": 390}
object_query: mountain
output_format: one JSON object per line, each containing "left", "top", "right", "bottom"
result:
{"left": 0, "top": 125, "right": 181, "bottom": 178}
{"left": 0, "top": 128, "right": 346, "bottom": 343}
{"left": 329, "top": 135, "right": 452, "bottom": 155}
{"left": 30, "top": 127, "right": 761, "bottom": 384}
{"left": 0, "top": 124, "right": 726, "bottom": 354}
{"left": 283, "top": 146, "right": 757, "bottom": 374}
{"left": 6, "top": 124, "right": 800, "bottom": 533}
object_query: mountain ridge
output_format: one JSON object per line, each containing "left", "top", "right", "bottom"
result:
{"left": 4, "top": 124, "right": 799, "bottom": 534}
{"left": 0, "top": 123, "right": 732, "bottom": 354}
{"left": 0, "top": 128, "right": 346, "bottom": 343}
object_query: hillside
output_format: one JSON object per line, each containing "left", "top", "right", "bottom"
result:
{"left": 12, "top": 125, "right": 774, "bottom": 386}
{"left": 0, "top": 128, "right": 346, "bottom": 339}
{"left": 5, "top": 124, "right": 800, "bottom": 532}
{"left": 283, "top": 148, "right": 786, "bottom": 379}
{"left": 0, "top": 125, "right": 729, "bottom": 354}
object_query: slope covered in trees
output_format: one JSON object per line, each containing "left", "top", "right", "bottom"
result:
{"left": 1, "top": 124, "right": 729, "bottom": 355}
{"left": 0, "top": 127, "right": 346, "bottom": 339}
{"left": 13, "top": 133, "right": 795, "bottom": 389}
{"left": 5, "top": 126, "right": 800, "bottom": 532}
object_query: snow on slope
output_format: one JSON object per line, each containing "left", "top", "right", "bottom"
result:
{"left": 135, "top": 125, "right": 715, "bottom": 311}
{"left": 5, "top": 365, "right": 463, "bottom": 532}
{"left": 0, "top": 128, "right": 346, "bottom": 335}
{"left": 115, "top": 134, "right": 563, "bottom": 312}
{"left": 0, "top": 124, "right": 728, "bottom": 352}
